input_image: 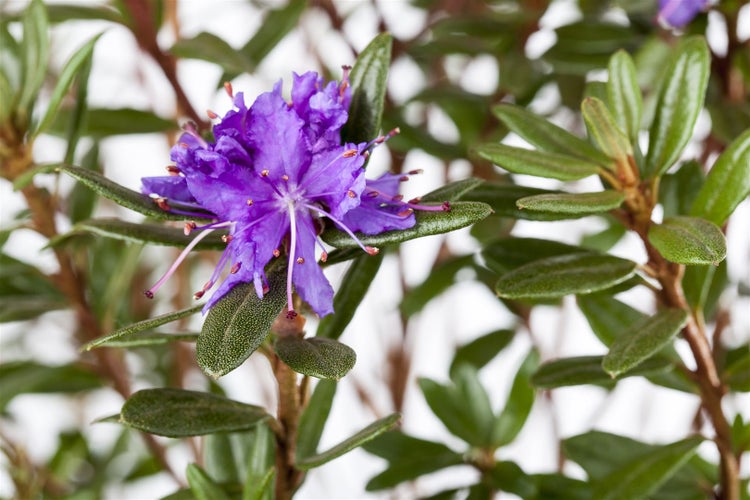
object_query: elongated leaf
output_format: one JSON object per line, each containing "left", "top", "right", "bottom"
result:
{"left": 492, "top": 349, "right": 539, "bottom": 446}
{"left": 45, "top": 4, "right": 123, "bottom": 23}
{"left": 481, "top": 237, "right": 584, "bottom": 276}
{"left": 82, "top": 304, "right": 203, "bottom": 350}
{"left": 476, "top": 143, "right": 602, "bottom": 180}
{"left": 401, "top": 255, "right": 474, "bottom": 318}
{"left": 602, "top": 309, "right": 688, "bottom": 377}
{"left": 531, "top": 355, "right": 672, "bottom": 388}
{"left": 316, "top": 253, "right": 383, "bottom": 339}
{"left": 58, "top": 165, "right": 214, "bottom": 221}
{"left": 0, "top": 253, "right": 67, "bottom": 323}
{"left": 690, "top": 128, "right": 750, "bottom": 225}
{"left": 275, "top": 337, "right": 356, "bottom": 380}
{"left": 488, "top": 461, "right": 537, "bottom": 499}
{"left": 607, "top": 50, "right": 642, "bottom": 142}
{"left": 341, "top": 33, "right": 392, "bottom": 143}
{"left": 648, "top": 216, "right": 726, "bottom": 265}
{"left": 0, "top": 361, "right": 102, "bottom": 411}
{"left": 100, "top": 333, "right": 198, "bottom": 348}
{"left": 450, "top": 329, "right": 515, "bottom": 377}
{"left": 321, "top": 201, "right": 491, "bottom": 248}
{"left": 72, "top": 218, "right": 226, "bottom": 249}
{"left": 120, "top": 388, "right": 270, "bottom": 437}
{"left": 243, "top": 424, "right": 275, "bottom": 500}
{"left": 197, "top": 265, "right": 287, "bottom": 378}
{"left": 577, "top": 293, "right": 647, "bottom": 347}
{"left": 295, "top": 413, "right": 400, "bottom": 470}
{"left": 581, "top": 97, "right": 633, "bottom": 162}
{"left": 593, "top": 437, "right": 703, "bottom": 500}
{"left": 724, "top": 349, "right": 750, "bottom": 392}
{"left": 17, "top": 0, "right": 49, "bottom": 113}
{"left": 186, "top": 464, "right": 231, "bottom": 500}
{"left": 646, "top": 37, "right": 709, "bottom": 176}
{"left": 464, "top": 183, "right": 572, "bottom": 221}
{"left": 170, "top": 33, "right": 251, "bottom": 74}
{"left": 296, "top": 380, "right": 337, "bottom": 460}
{"left": 420, "top": 177, "right": 484, "bottom": 202}
{"left": 493, "top": 104, "right": 613, "bottom": 166}
{"left": 496, "top": 253, "right": 637, "bottom": 300}
{"left": 516, "top": 190, "right": 625, "bottom": 214}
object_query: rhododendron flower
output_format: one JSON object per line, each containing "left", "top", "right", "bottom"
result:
{"left": 657, "top": 0, "right": 709, "bottom": 27}
{"left": 141, "top": 71, "right": 447, "bottom": 318}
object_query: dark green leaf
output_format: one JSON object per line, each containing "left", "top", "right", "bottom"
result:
{"left": 82, "top": 304, "right": 203, "bottom": 350}
{"left": 71, "top": 218, "right": 226, "bottom": 249}
{"left": 296, "top": 380, "right": 337, "bottom": 460}
{"left": 690, "top": 128, "right": 750, "bottom": 225}
{"left": 481, "top": 237, "right": 584, "bottom": 276}
{"left": 607, "top": 50, "right": 642, "bottom": 143}
{"left": 659, "top": 161, "right": 704, "bottom": 218}
{"left": 243, "top": 424, "right": 275, "bottom": 500}
{"left": 495, "top": 253, "right": 637, "bottom": 300}
{"left": 120, "top": 388, "right": 270, "bottom": 437}
{"left": 476, "top": 143, "right": 602, "bottom": 180}
{"left": 581, "top": 97, "right": 632, "bottom": 162}
{"left": 516, "top": 190, "right": 625, "bottom": 215}
{"left": 197, "top": 265, "right": 287, "bottom": 378}
{"left": 463, "top": 183, "right": 571, "bottom": 221}
{"left": 648, "top": 216, "right": 726, "bottom": 265}
{"left": 602, "top": 309, "right": 689, "bottom": 377}
{"left": 46, "top": 4, "right": 123, "bottom": 23}
{"left": 401, "top": 255, "right": 474, "bottom": 317}
{"left": 274, "top": 336, "right": 356, "bottom": 380}
{"left": 170, "top": 33, "right": 252, "bottom": 74}
{"left": 646, "top": 37, "right": 710, "bottom": 177}
{"left": 341, "top": 33, "right": 392, "bottom": 144}
{"left": 186, "top": 464, "right": 231, "bottom": 500}
{"left": 529, "top": 473, "right": 592, "bottom": 500}
{"left": 68, "top": 144, "right": 100, "bottom": 224}
{"left": 580, "top": 220, "right": 627, "bottom": 252}
{"left": 531, "top": 355, "right": 672, "bottom": 389}
{"left": 450, "top": 329, "right": 515, "bottom": 377}
{"left": 492, "top": 349, "right": 539, "bottom": 446}
{"left": 420, "top": 177, "right": 485, "bottom": 203}
{"left": 0, "top": 361, "right": 102, "bottom": 411}
{"left": 295, "top": 413, "right": 400, "bottom": 470}
{"left": 0, "top": 253, "right": 67, "bottom": 322}
{"left": 17, "top": 0, "right": 49, "bottom": 114}
{"left": 321, "top": 201, "right": 491, "bottom": 249}
{"left": 317, "top": 253, "right": 383, "bottom": 339}
{"left": 723, "top": 348, "right": 750, "bottom": 392}
{"left": 101, "top": 333, "right": 198, "bottom": 348}
{"left": 488, "top": 461, "right": 537, "bottom": 499}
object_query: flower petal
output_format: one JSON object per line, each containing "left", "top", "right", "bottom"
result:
{"left": 291, "top": 214, "right": 334, "bottom": 317}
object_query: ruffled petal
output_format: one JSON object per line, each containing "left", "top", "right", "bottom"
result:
{"left": 290, "top": 214, "right": 334, "bottom": 317}
{"left": 141, "top": 175, "right": 195, "bottom": 203}
{"left": 301, "top": 145, "right": 367, "bottom": 219}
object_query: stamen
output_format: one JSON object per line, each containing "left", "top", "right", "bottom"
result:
{"left": 261, "top": 169, "right": 270, "bottom": 177}
{"left": 155, "top": 197, "right": 170, "bottom": 211}
{"left": 183, "top": 122, "right": 209, "bottom": 148}
{"left": 303, "top": 203, "right": 380, "bottom": 257}
{"left": 144, "top": 228, "right": 217, "bottom": 299}
{"left": 409, "top": 197, "right": 422, "bottom": 204}
{"left": 230, "top": 262, "right": 241, "bottom": 274}
{"left": 296, "top": 257, "right": 305, "bottom": 264}
{"left": 207, "top": 109, "right": 218, "bottom": 119}
{"left": 222, "top": 234, "right": 233, "bottom": 243}
{"left": 343, "top": 149, "right": 357, "bottom": 158}
{"left": 365, "top": 246, "right": 379, "bottom": 255}
{"left": 246, "top": 198, "right": 254, "bottom": 206}
{"left": 273, "top": 249, "right": 281, "bottom": 257}
{"left": 320, "top": 251, "right": 328, "bottom": 263}
{"left": 224, "top": 81, "right": 234, "bottom": 99}
{"left": 408, "top": 169, "right": 423, "bottom": 175}
{"left": 281, "top": 174, "right": 289, "bottom": 181}
{"left": 399, "top": 176, "right": 409, "bottom": 182}
{"left": 347, "top": 190, "right": 356, "bottom": 198}
{"left": 166, "top": 165, "right": 181, "bottom": 175}
{"left": 193, "top": 280, "right": 213, "bottom": 300}
{"left": 367, "top": 190, "right": 379, "bottom": 198}
{"left": 184, "top": 222, "right": 197, "bottom": 235}
{"left": 393, "top": 194, "right": 404, "bottom": 202}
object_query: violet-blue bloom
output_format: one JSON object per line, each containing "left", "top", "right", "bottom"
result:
{"left": 141, "top": 72, "right": 427, "bottom": 319}
{"left": 657, "top": 0, "right": 709, "bottom": 27}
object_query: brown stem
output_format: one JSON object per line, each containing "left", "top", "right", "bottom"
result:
{"left": 272, "top": 356, "right": 304, "bottom": 500}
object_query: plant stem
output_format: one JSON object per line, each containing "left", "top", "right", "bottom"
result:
{"left": 272, "top": 355, "right": 304, "bottom": 500}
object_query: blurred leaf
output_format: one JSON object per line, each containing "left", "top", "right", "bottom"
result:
{"left": 0, "top": 253, "right": 67, "bottom": 322}
{"left": 690, "top": 128, "right": 750, "bottom": 225}
{"left": 17, "top": 0, "right": 49, "bottom": 115}
{"left": 52, "top": 108, "right": 177, "bottom": 137}
{"left": 648, "top": 216, "right": 726, "bottom": 265}
{"left": 101, "top": 333, "right": 198, "bottom": 348}
{"left": 463, "top": 183, "right": 572, "bottom": 221}
{"left": 516, "top": 190, "right": 625, "bottom": 215}
{"left": 529, "top": 473, "right": 592, "bottom": 500}
{"left": 120, "top": 388, "right": 271, "bottom": 437}
{"left": 580, "top": 220, "right": 626, "bottom": 252}
{"left": 481, "top": 237, "right": 583, "bottom": 276}
{"left": 683, "top": 259, "right": 727, "bottom": 320}
{"left": 531, "top": 355, "right": 672, "bottom": 389}
{"left": 321, "top": 201, "right": 491, "bottom": 249}
{"left": 492, "top": 349, "right": 539, "bottom": 446}
{"left": 495, "top": 253, "right": 637, "bottom": 300}
{"left": 646, "top": 37, "right": 709, "bottom": 177}
{"left": 723, "top": 347, "right": 750, "bottom": 392}
{"left": 68, "top": 144, "right": 100, "bottom": 224}
{"left": 71, "top": 218, "right": 226, "bottom": 249}
{"left": 341, "top": 33, "right": 392, "bottom": 144}
{"left": 577, "top": 293, "right": 647, "bottom": 347}
{"left": 659, "top": 160, "right": 704, "bottom": 218}
{"left": 450, "top": 329, "right": 515, "bottom": 377}
{"left": 274, "top": 336, "right": 356, "bottom": 380}
{"left": 186, "top": 464, "right": 231, "bottom": 500}
{"left": 602, "top": 309, "right": 688, "bottom": 377}
{"left": 363, "top": 431, "right": 464, "bottom": 490}
{"left": 46, "top": 3, "right": 123, "bottom": 23}
{"left": 581, "top": 97, "right": 632, "bottom": 162}
{"left": 58, "top": 165, "right": 214, "bottom": 222}
{"left": 401, "top": 255, "right": 474, "bottom": 317}
{"left": 171, "top": 33, "right": 251, "bottom": 74}
{"left": 205, "top": 431, "right": 248, "bottom": 486}
{"left": 0, "top": 361, "right": 102, "bottom": 411}
{"left": 243, "top": 424, "right": 275, "bottom": 500}
{"left": 316, "top": 253, "right": 383, "bottom": 339}
{"left": 412, "top": 85, "right": 491, "bottom": 146}
{"left": 197, "top": 265, "right": 287, "bottom": 378}
{"left": 296, "top": 413, "right": 400, "bottom": 470}
{"left": 488, "top": 461, "right": 537, "bottom": 499}
{"left": 420, "top": 177, "right": 484, "bottom": 203}
{"left": 476, "top": 143, "right": 602, "bottom": 180}
{"left": 296, "top": 380, "right": 337, "bottom": 460}
{"left": 607, "top": 50, "right": 642, "bottom": 143}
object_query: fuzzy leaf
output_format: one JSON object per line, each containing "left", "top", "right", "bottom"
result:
{"left": 420, "top": 177, "right": 484, "bottom": 202}
{"left": 476, "top": 143, "right": 602, "bottom": 180}
{"left": 648, "top": 216, "right": 726, "bottom": 265}
{"left": 581, "top": 97, "right": 633, "bottom": 161}
{"left": 186, "top": 464, "right": 231, "bottom": 500}
{"left": 516, "top": 190, "right": 625, "bottom": 214}
{"left": 481, "top": 237, "right": 584, "bottom": 276}
{"left": 71, "top": 218, "right": 226, "bottom": 249}
{"left": 464, "top": 183, "right": 572, "bottom": 221}
{"left": 607, "top": 50, "right": 642, "bottom": 142}
{"left": 274, "top": 337, "right": 356, "bottom": 380}
{"left": 531, "top": 355, "right": 672, "bottom": 389}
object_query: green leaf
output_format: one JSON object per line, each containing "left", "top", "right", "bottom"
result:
{"left": 68, "top": 144, "right": 100, "bottom": 224}
{"left": 197, "top": 265, "right": 287, "bottom": 378}
{"left": 648, "top": 216, "right": 726, "bottom": 265}
{"left": 690, "top": 128, "right": 750, "bottom": 225}
{"left": 82, "top": 304, "right": 203, "bottom": 350}
{"left": 0, "top": 253, "right": 67, "bottom": 322}
{"left": 577, "top": 293, "right": 647, "bottom": 347}
{"left": 449, "top": 329, "right": 515, "bottom": 377}
{"left": 495, "top": 253, "right": 637, "bottom": 300}
{"left": 321, "top": 201, "right": 491, "bottom": 249}
{"left": 186, "top": 464, "right": 231, "bottom": 500}
{"left": 51, "top": 108, "right": 177, "bottom": 137}
{"left": 602, "top": 309, "right": 689, "bottom": 377}
{"left": 531, "top": 355, "right": 672, "bottom": 389}
{"left": 593, "top": 437, "right": 703, "bottom": 500}
{"left": 295, "top": 413, "right": 400, "bottom": 470}
{"left": 488, "top": 461, "right": 537, "bottom": 499}
{"left": 581, "top": 97, "right": 633, "bottom": 162}
{"left": 516, "top": 190, "right": 625, "bottom": 215}
{"left": 607, "top": 50, "right": 642, "bottom": 143}
{"left": 100, "top": 333, "right": 198, "bottom": 348}
{"left": 45, "top": 4, "right": 124, "bottom": 23}
{"left": 475, "top": 143, "right": 602, "bottom": 180}
{"left": 659, "top": 161, "right": 704, "bottom": 218}
{"left": 492, "top": 104, "right": 613, "bottom": 166}
{"left": 492, "top": 349, "right": 539, "bottom": 446}
{"left": 274, "top": 336, "right": 356, "bottom": 380}
{"left": 120, "top": 388, "right": 270, "bottom": 437}
{"left": 581, "top": 220, "right": 627, "bottom": 252}
{"left": 464, "top": 183, "right": 572, "bottom": 221}
{"left": 420, "top": 177, "right": 485, "bottom": 202}
{"left": 363, "top": 432, "right": 464, "bottom": 490}
{"left": 723, "top": 348, "right": 750, "bottom": 392}
{"left": 243, "top": 424, "right": 275, "bottom": 500}
{"left": 401, "top": 255, "right": 474, "bottom": 318}
{"left": 296, "top": 380, "right": 337, "bottom": 460}
{"left": 34, "top": 33, "right": 101, "bottom": 136}
{"left": 170, "top": 33, "right": 252, "bottom": 74}
{"left": 341, "top": 33, "right": 392, "bottom": 144}
{"left": 17, "top": 0, "right": 49, "bottom": 114}
{"left": 530, "top": 473, "right": 592, "bottom": 500}
{"left": 57, "top": 165, "right": 214, "bottom": 222}
{"left": 71, "top": 218, "right": 226, "bottom": 249}
{"left": 481, "top": 237, "right": 584, "bottom": 276}
{"left": 646, "top": 37, "right": 710, "bottom": 177}
{"left": 316, "top": 253, "right": 383, "bottom": 339}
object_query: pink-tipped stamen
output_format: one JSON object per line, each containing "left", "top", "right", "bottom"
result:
{"left": 224, "top": 81, "right": 234, "bottom": 99}
{"left": 144, "top": 228, "right": 217, "bottom": 299}
{"left": 303, "top": 203, "right": 379, "bottom": 256}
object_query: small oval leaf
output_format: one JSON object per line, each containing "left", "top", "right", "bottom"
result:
{"left": 197, "top": 265, "right": 288, "bottom": 378}
{"left": 275, "top": 336, "right": 356, "bottom": 380}
{"left": 648, "top": 216, "right": 726, "bottom": 265}
{"left": 476, "top": 143, "right": 602, "bottom": 180}
{"left": 602, "top": 309, "right": 689, "bottom": 377}
{"left": 581, "top": 97, "right": 633, "bottom": 162}
{"left": 607, "top": 50, "right": 642, "bottom": 143}
{"left": 495, "top": 253, "right": 637, "bottom": 300}
{"left": 120, "top": 388, "right": 270, "bottom": 437}
{"left": 464, "top": 183, "right": 572, "bottom": 221}
{"left": 516, "top": 190, "right": 625, "bottom": 214}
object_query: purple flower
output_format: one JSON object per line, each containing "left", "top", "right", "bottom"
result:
{"left": 141, "top": 72, "right": 445, "bottom": 319}
{"left": 657, "top": 0, "right": 709, "bottom": 27}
